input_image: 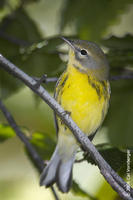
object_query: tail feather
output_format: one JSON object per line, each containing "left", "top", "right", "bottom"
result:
{"left": 56, "top": 157, "right": 74, "bottom": 192}
{"left": 40, "top": 146, "right": 60, "bottom": 187}
{"left": 40, "top": 139, "right": 77, "bottom": 193}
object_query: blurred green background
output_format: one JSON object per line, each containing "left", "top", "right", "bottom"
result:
{"left": 0, "top": 0, "right": 133, "bottom": 199}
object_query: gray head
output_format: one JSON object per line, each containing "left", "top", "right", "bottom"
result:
{"left": 61, "top": 37, "right": 109, "bottom": 80}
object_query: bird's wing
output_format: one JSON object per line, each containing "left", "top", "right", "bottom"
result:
{"left": 53, "top": 76, "right": 61, "bottom": 136}
{"left": 53, "top": 111, "right": 59, "bottom": 136}
{"left": 53, "top": 70, "right": 68, "bottom": 136}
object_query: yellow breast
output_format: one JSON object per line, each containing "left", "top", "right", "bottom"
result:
{"left": 55, "top": 66, "right": 110, "bottom": 136}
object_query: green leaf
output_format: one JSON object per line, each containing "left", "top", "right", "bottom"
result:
{"left": 0, "top": 0, "right": 5, "bottom": 8}
{"left": 72, "top": 180, "right": 97, "bottom": 200}
{"left": 102, "top": 34, "right": 133, "bottom": 50}
{"left": 15, "top": 38, "right": 63, "bottom": 77}
{"left": 0, "top": 124, "right": 15, "bottom": 142}
{"left": 12, "top": 38, "right": 63, "bottom": 91}
{"left": 30, "top": 131, "right": 56, "bottom": 160}
{"left": 86, "top": 143, "right": 133, "bottom": 173}
{"left": 0, "top": 9, "right": 63, "bottom": 97}
{"left": 104, "top": 80, "right": 133, "bottom": 147}
{"left": 102, "top": 34, "right": 133, "bottom": 69}
{"left": 107, "top": 49, "right": 133, "bottom": 69}
{"left": 0, "top": 8, "right": 43, "bottom": 98}
{"left": 100, "top": 34, "right": 133, "bottom": 147}
{"left": 0, "top": 9, "right": 42, "bottom": 55}
{"left": 60, "top": 0, "right": 132, "bottom": 41}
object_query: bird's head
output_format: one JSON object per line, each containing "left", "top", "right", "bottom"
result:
{"left": 61, "top": 37, "right": 109, "bottom": 81}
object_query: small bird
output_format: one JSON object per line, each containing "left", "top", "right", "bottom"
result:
{"left": 40, "top": 37, "right": 111, "bottom": 193}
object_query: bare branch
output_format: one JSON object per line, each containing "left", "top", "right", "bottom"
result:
{"left": 0, "top": 99, "right": 59, "bottom": 200}
{"left": 0, "top": 54, "right": 133, "bottom": 199}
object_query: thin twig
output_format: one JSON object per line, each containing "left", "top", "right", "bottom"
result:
{"left": 32, "top": 74, "right": 133, "bottom": 85}
{"left": 110, "top": 74, "right": 133, "bottom": 81}
{"left": 0, "top": 54, "right": 132, "bottom": 199}
{"left": 0, "top": 30, "right": 31, "bottom": 47}
{"left": 0, "top": 99, "right": 44, "bottom": 171}
{"left": 0, "top": 99, "right": 59, "bottom": 200}
{"left": 33, "top": 76, "right": 58, "bottom": 85}
{"left": 51, "top": 187, "right": 60, "bottom": 200}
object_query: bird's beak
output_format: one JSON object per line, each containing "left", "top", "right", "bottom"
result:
{"left": 60, "top": 36, "right": 76, "bottom": 51}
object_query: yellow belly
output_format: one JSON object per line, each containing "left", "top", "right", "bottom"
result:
{"left": 55, "top": 66, "right": 110, "bottom": 136}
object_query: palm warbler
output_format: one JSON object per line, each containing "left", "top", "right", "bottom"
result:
{"left": 40, "top": 37, "right": 110, "bottom": 192}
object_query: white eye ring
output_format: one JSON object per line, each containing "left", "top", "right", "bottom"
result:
{"left": 80, "top": 49, "right": 87, "bottom": 55}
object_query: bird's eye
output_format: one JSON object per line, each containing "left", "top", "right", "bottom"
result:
{"left": 80, "top": 49, "right": 87, "bottom": 55}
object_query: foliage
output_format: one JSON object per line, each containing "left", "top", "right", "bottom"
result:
{"left": 102, "top": 34, "right": 133, "bottom": 69}
{"left": 30, "top": 131, "right": 56, "bottom": 160}
{"left": 86, "top": 143, "right": 133, "bottom": 172}
{"left": 60, "top": 0, "right": 133, "bottom": 41}
{"left": 0, "top": 124, "right": 15, "bottom": 142}
{"left": 0, "top": 7, "right": 64, "bottom": 97}
{"left": 0, "top": 0, "right": 133, "bottom": 199}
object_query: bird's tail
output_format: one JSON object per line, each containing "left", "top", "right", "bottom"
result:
{"left": 40, "top": 134, "right": 77, "bottom": 193}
